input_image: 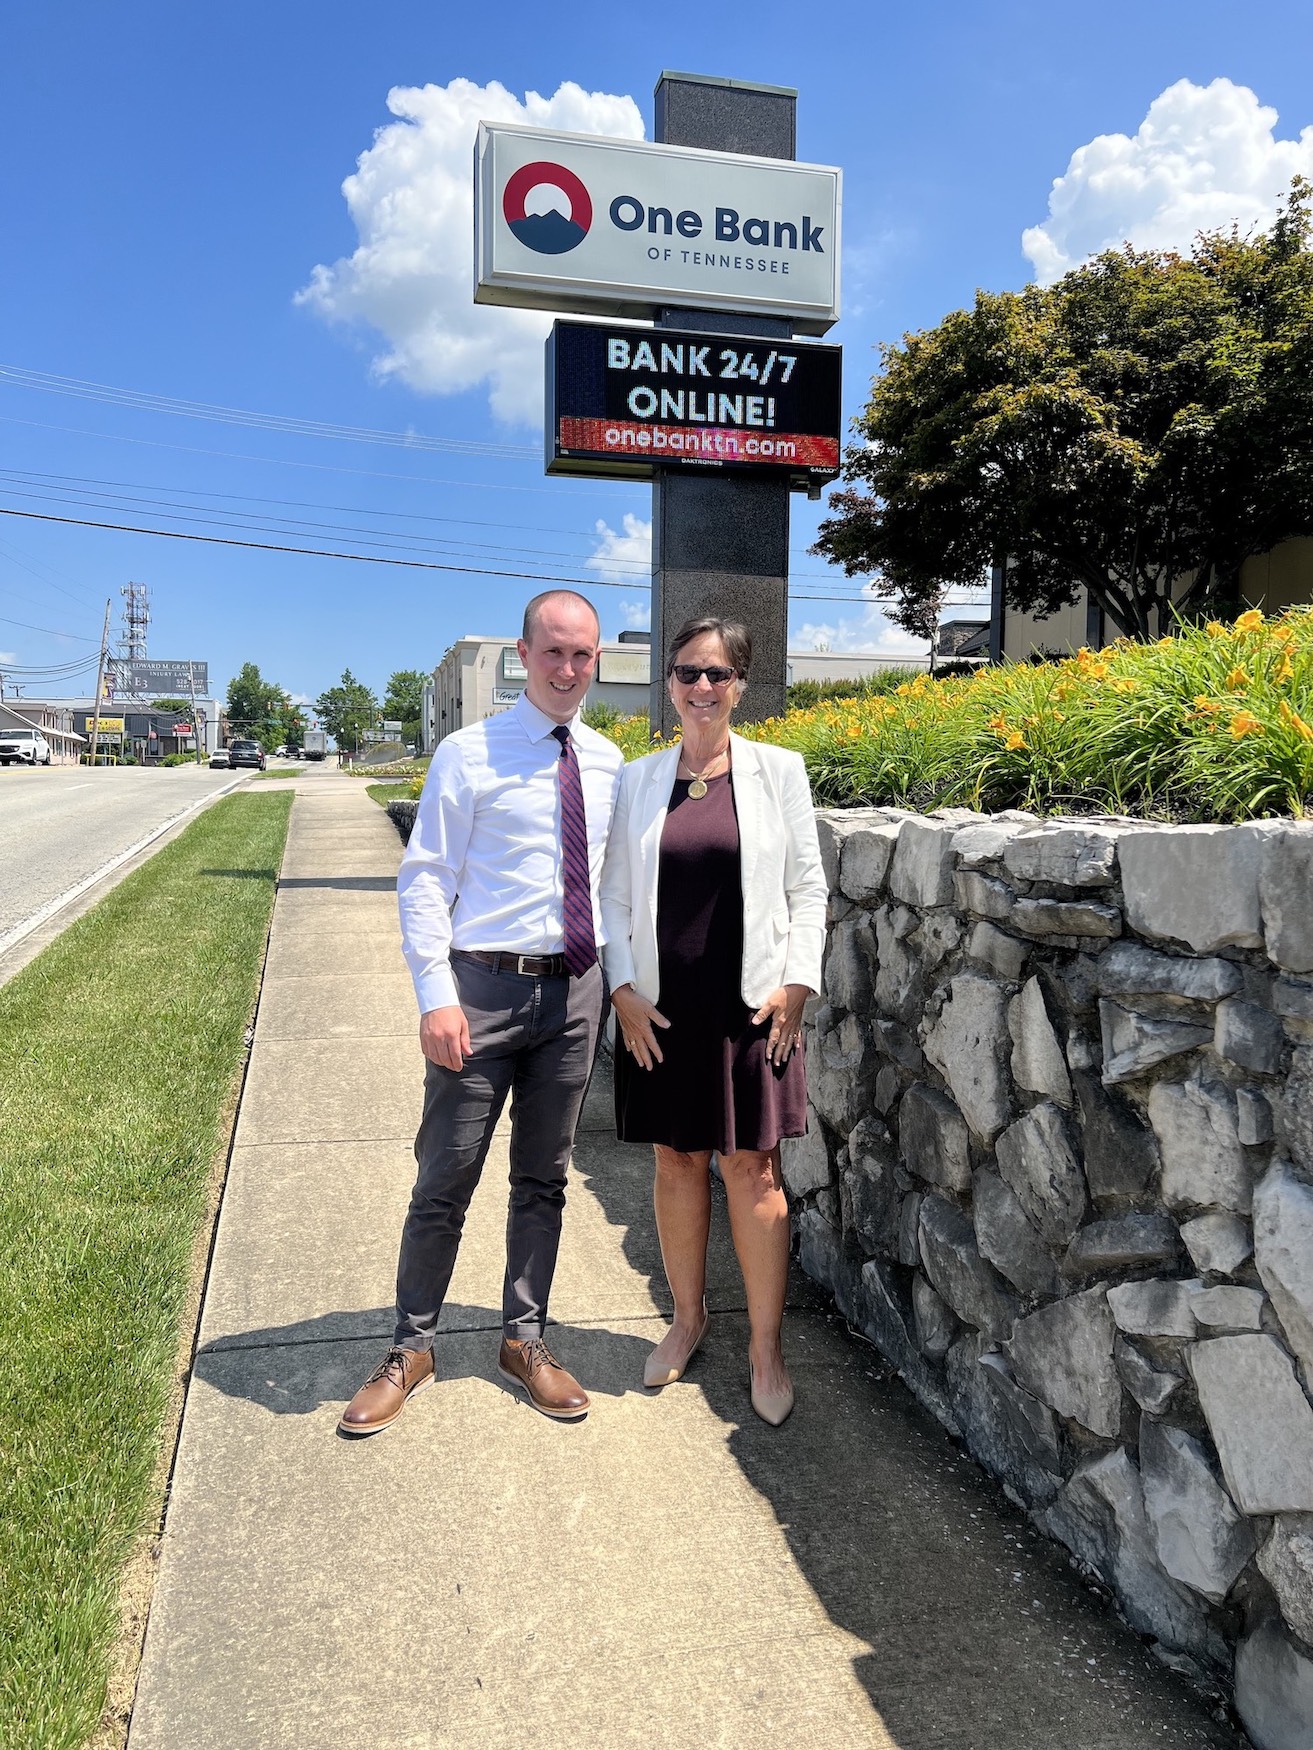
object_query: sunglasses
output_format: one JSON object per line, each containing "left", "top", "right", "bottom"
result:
{"left": 672, "top": 664, "right": 738, "bottom": 685}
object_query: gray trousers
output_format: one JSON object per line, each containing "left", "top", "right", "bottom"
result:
{"left": 394, "top": 954, "right": 605, "bottom": 1349}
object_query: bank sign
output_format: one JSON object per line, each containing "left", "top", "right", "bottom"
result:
{"left": 546, "top": 320, "right": 842, "bottom": 487}
{"left": 475, "top": 124, "right": 840, "bottom": 333}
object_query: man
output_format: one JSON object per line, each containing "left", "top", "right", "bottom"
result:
{"left": 340, "top": 591, "right": 623, "bottom": 1433}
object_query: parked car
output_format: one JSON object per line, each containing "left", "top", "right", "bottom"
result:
{"left": 227, "top": 739, "right": 266, "bottom": 771}
{"left": 209, "top": 747, "right": 231, "bottom": 769}
{"left": 0, "top": 726, "right": 53, "bottom": 765}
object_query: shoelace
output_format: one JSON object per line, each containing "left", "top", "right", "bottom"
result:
{"left": 517, "top": 1339, "right": 560, "bottom": 1378}
{"left": 367, "top": 1346, "right": 413, "bottom": 1387}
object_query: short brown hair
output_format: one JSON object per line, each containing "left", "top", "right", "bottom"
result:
{"left": 665, "top": 616, "right": 752, "bottom": 679}
{"left": 521, "top": 590, "right": 600, "bottom": 644}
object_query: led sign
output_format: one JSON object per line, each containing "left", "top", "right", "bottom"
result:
{"left": 545, "top": 320, "right": 843, "bottom": 488}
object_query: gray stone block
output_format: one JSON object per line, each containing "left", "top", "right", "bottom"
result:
{"left": 1009, "top": 976, "right": 1072, "bottom": 1106}
{"left": 1235, "top": 1620, "right": 1313, "bottom": 1750}
{"left": 815, "top": 808, "right": 888, "bottom": 889}
{"left": 823, "top": 915, "right": 875, "bottom": 1012}
{"left": 1072, "top": 1067, "right": 1161, "bottom": 1205}
{"left": 1119, "top": 823, "right": 1266, "bottom": 953}
{"left": 1099, "top": 1000, "right": 1212, "bottom": 1085}
{"left": 842, "top": 1115, "right": 901, "bottom": 1257}
{"left": 1191, "top": 1285, "right": 1267, "bottom": 1333}
{"left": 918, "top": 1194, "right": 1018, "bottom": 1341}
{"left": 872, "top": 1064, "right": 900, "bottom": 1115}
{"left": 874, "top": 1016, "right": 924, "bottom": 1072}
{"left": 1275, "top": 1044, "right": 1313, "bottom": 1173}
{"left": 922, "top": 973, "right": 1013, "bottom": 1142}
{"left": 1258, "top": 1514, "right": 1313, "bottom": 1647}
{"left": 1237, "top": 1088, "right": 1275, "bottom": 1145}
{"left": 780, "top": 1114, "right": 831, "bottom": 1197}
{"left": 805, "top": 1008, "right": 878, "bottom": 1138}
{"left": 796, "top": 1205, "right": 848, "bottom": 1314}
{"left": 1140, "top": 1419, "right": 1257, "bottom": 1604}
{"left": 911, "top": 909, "right": 962, "bottom": 970}
{"left": 953, "top": 869, "right": 1016, "bottom": 922}
{"left": 1273, "top": 975, "right": 1313, "bottom": 1022}
{"left": 1149, "top": 1075, "right": 1252, "bottom": 1214}
{"left": 1253, "top": 1159, "right": 1313, "bottom": 1383}
{"left": 1011, "top": 897, "right": 1122, "bottom": 938}
{"left": 1259, "top": 821, "right": 1313, "bottom": 973}
{"left": 838, "top": 820, "right": 901, "bottom": 904}
{"left": 888, "top": 816, "right": 958, "bottom": 908}
{"left": 898, "top": 1082, "right": 971, "bottom": 1193}
{"left": 1037, "top": 1449, "right": 1221, "bottom": 1658}
{"left": 952, "top": 818, "right": 1034, "bottom": 869}
{"left": 1094, "top": 941, "right": 1243, "bottom": 1002}
{"left": 945, "top": 1334, "right": 1063, "bottom": 1508}
{"left": 1064, "top": 1213, "right": 1182, "bottom": 1278}
{"left": 1107, "top": 1279, "right": 1205, "bottom": 1339}
{"left": 912, "top": 1273, "right": 958, "bottom": 1359}
{"left": 1005, "top": 1287, "right": 1121, "bottom": 1437}
{"left": 1002, "top": 823, "right": 1121, "bottom": 887}
{"left": 873, "top": 906, "right": 925, "bottom": 1026}
{"left": 965, "top": 920, "right": 1028, "bottom": 982}
{"left": 994, "top": 1101, "right": 1088, "bottom": 1248}
{"left": 897, "top": 1192, "right": 923, "bottom": 1267}
{"left": 1180, "top": 1211, "right": 1253, "bottom": 1277}
{"left": 1115, "top": 1336, "right": 1184, "bottom": 1415}
{"left": 1215, "top": 998, "right": 1285, "bottom": 1076}
{"left": 973, "top": 1167, "right": 1062, "bottom": 1300}
{"left": 1189, "top": 1334, "right": 1313, "bottom": 1514}
{"left": 857, "top": 1257, "right": 959, "bottom": 1433}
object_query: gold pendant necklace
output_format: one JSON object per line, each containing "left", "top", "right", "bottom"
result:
{"left": 681, "top": 746, "right": 728, "bottom": 799}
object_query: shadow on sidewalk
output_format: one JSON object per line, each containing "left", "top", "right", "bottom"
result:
{"left": 566, "top": 1061, "right": 1243, "bottom": 1750}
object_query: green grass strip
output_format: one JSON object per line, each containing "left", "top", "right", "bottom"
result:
{"left": 365, "top": 781, "right": 412, "bottom": 808}
{"left": 0, "top": 791, "right": 292, "bottom": 1750}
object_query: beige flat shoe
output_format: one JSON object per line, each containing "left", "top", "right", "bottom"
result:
{"left": 749, "top": 1363, "right": 794, "bottom": 1427}
{"left": 644, "top": 1310, "right": 711, "bottom": 1388}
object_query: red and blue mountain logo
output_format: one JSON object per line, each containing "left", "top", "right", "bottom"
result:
{"left": 502, "top": 161, "right": 592, "bottom": 254}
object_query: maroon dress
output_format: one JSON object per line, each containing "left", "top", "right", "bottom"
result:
{"left": 614, "top": 770, "right": 808, "bottom": 1153}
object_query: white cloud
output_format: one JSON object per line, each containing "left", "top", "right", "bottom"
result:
{"left": 586, "top": 513, "right": 652, "bottom": 584}
{"left": 287, "top": 692, "right": 312, "bottom": 708}
{"left": 618, "top": 599, "right": 651, "bottom": 631}
{"left": 1022, "top": 78, "right": 1313, "bottom": 283}
{"left": 790, "top": 606, "right": 929, "bottom": 657}
{"left": 0, "top": 650, "right": 17, "bottom": 664}
{"left": 297, "top": 78, "right": 644, "bottom": 424}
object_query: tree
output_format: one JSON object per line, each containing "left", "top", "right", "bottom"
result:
{"left": 382, "top": 668, "right": 426, "bottom": 743}
{"left": 814, "top": 181, "right": 1313, "bottom": 642}
{"left": 315, "top": 670, "right": 378, "bottom": 753}
{"left": 225, "top": 662, "right": 286, "bottom": 750}
{"left": 150, "top": 696, "right": 191, "bottom": 714}
{"left": 276, "top": 698, "right": 307, "bottom": 748}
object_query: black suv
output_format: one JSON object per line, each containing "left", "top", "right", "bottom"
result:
{"left": 227, "top": 739, "right": 267, "bottom": 771}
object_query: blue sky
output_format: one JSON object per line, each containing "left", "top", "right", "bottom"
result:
{"left": 3, "top": 0, "right": 1313, "bottom": 711}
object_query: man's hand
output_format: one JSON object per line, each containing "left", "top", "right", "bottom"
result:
{"left": 751, "top": 984, "right": 809, "bottom": 1066}
{"left": 611, "top": 983, "right": 671, "bottom": 1071}
{"left": 420, "top": 1004, "right": 471, "bottom": 1071}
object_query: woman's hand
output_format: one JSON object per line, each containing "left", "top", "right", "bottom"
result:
{"left": 751, "top": 984, "right": 809, "bottom": 1066}
{"left": 612, "top": 983, "right": 670, "bottom": 1071}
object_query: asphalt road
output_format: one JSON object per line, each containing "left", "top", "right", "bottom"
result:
{"left": 0, "top": 764, "right": 248, "bottom": 948}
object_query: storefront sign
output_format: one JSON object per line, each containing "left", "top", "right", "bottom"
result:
{"left": 476, "top": 124, "right": 840, "bottom": 332}
{"left": 546, "top": 320, "right": 842, "bottom": 486}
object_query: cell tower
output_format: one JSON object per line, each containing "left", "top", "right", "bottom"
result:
{"left": 119, "top": 582, "right": 150, "bottom": 663}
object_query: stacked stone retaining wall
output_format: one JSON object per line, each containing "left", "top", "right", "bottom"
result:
{"left": 787, "top": 807, "right": 1313, "bottom": 1750}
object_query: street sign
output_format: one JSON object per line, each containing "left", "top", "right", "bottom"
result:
{"left": 475, "top": 123, "right": 840, "bottom": 333}
{"left": 381, "top": 719, "right": 403, "bottom": 735}
{"left": 110, "top": 659, "right": 209, "bottom": 695}
{"left": 545, "top": 320, "right": 842, "bottom": 487}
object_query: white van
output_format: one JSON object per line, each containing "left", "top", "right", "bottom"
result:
{"left": 0, "top": 726, "right": 53, "bottom": 766}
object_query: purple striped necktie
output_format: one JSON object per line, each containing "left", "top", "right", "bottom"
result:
{"left": 551, "top": 725, "right": 596, "bottom": 976}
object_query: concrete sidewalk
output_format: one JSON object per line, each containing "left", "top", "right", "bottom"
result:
{"left": 127, "top": 778, "right": 1243, "bottom": 1750}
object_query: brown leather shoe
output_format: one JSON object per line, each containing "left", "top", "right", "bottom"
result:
{"left": 338, "top": 1346, "right": 434, "bottom": 1435}
{"left": 497, "top": 1337, "right": 589, "bottom": 1420}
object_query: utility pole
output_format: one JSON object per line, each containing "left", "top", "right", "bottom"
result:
{"left": 88, "top": 598, "right": 112, "bottom": 767}
{"left": 187, "top": 661, "right": 204, "bottom": 763}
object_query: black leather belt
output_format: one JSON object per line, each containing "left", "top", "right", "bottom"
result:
{"left": 455, "top": 949, "right": 568, "bottom": 977}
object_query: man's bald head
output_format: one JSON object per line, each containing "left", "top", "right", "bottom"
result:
{"left": 522, "top": 590, "right": 600, "bottom": 646}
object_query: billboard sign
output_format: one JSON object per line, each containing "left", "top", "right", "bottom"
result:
{"left": 111, "top": 659, "right": 209, "bottom": 696}
{"left": 475, "top": 124, "right": 840, "bottom": 333}
{"left": 546, "top": 320, "right": 842, "bottom": 487}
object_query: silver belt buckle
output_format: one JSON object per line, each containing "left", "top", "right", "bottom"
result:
{"left": 514, "top": 953, "right": 534, "bottom": 975}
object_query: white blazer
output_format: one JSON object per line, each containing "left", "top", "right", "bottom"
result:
{"left": 600, "top": 733, "right": 828, "bottom": 1008}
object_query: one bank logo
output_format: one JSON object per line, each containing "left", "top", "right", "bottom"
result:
{"left": 502, "top": 161, "right": 593, "bottom": 254}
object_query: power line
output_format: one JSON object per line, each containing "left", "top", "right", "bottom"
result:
{"left": 0, "top": 608, "right": 100, "bottom": 639}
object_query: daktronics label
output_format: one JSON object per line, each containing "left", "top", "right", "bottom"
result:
{"left": 476, "top": 123, "right": 840, "bottom": 333}
{"left": 545, "top": 321, "right": 843, "bottom": 488}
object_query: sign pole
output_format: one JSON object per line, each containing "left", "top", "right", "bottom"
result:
{"left": 88, "top": 598, "right": 111, "bottom": 767}
{"left": 649, "top": 72, "right": 797, "bottom": 737}
{"left": 187, "top": 661, "right": 203, "bottom": 763}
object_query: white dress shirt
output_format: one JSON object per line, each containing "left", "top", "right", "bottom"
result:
{"left": 398, "top": 691, "right": 624, "bottom": 1013}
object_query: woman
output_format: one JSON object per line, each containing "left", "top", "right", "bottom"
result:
{"left": 600, "top": 617, "right": 827, "bottom": 1425}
